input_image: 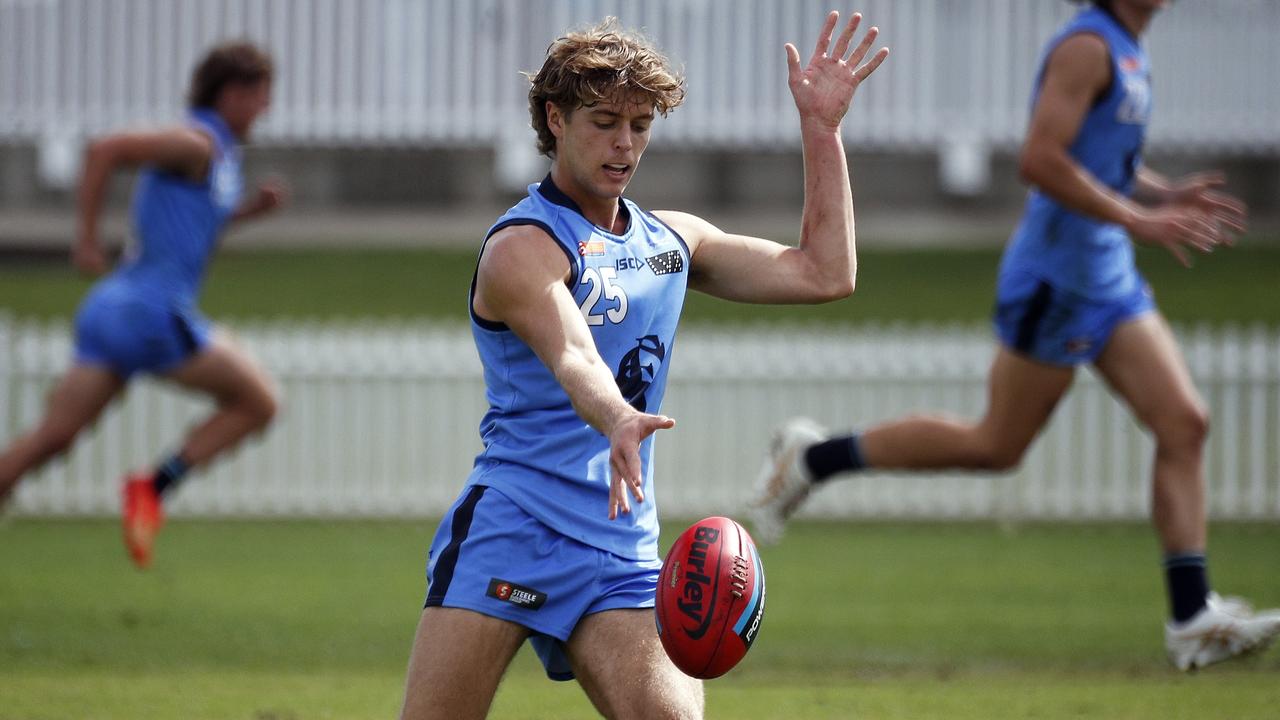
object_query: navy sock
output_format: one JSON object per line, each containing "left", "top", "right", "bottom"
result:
{"left": 1164, "top": 552, "right": 1210, "bottom": 623}
{"left": 152, "top": 454, "right": 192, "bottom": 498}
{"left": 803, "top": 434, "right": 869, "bottom": 483}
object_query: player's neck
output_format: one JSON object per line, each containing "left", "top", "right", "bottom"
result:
{"left": 548, "top": 166, "right": 624, "bottom": 233}
{"left": 1107, "top": 2, "right": 1155, "bottom": 38}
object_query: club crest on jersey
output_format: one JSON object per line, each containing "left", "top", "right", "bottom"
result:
{"left": 578, "top": 240, "right": 606, "bottom": 256}
{"left": 615, "top": 335, "right": 666, "bottom": 412}
{"left": 486, "top": 578, "right": 547, "bottom": 609}
{"left": 646, "top": 249, "right": 684, "bottom": 276}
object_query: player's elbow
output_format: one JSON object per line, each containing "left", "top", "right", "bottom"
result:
{"left": 816, "top": 269, "right": 856, "bottom": 302}
{"left": 1018, "top": 144, "right": 1061, "bottom": 188}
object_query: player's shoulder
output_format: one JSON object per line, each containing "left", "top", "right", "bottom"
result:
{"left": 649, "top": 210, "right": 722, "bottom": 253}
{"left": 1043, "top": 31, "right": 1111, "bottom": 90}
{"left": 480, "top": 222, "right": 572, "bottom": 279}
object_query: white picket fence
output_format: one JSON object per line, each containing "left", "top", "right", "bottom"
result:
{"left": 4, "top": 317, "right": 1278, "bottom": 521}
{"left": 3, "top": 0, "right": 1279, "bottom": 189}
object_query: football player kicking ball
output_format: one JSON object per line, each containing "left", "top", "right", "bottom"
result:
{"left": 399, "top": 10, "right": 887, "bottom": 720}
{"left": 0, "top": 43, "right": 283, "bottom": 568}
{"left": 751, "top": 0, "right": 1280, "bottom": 672}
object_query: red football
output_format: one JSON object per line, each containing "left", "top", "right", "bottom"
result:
{"left": 655, "top": 516, "right": 766, "bottom": 679}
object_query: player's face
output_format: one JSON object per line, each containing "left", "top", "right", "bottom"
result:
{"left": 550, "top": 96, "right": 654, "bottom": 201}
{"left": 222, "top": 80, "right": 273, "bottom": 140}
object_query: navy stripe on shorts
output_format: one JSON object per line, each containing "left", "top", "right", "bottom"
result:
{"left": 425, "top": 484, "right": 487, "bottom": 607}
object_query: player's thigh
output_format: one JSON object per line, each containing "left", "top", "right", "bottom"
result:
{"left": 566, "top": 609, "right": 703, "bottom": 720}
{"left": 400, "top": 606, "right": 529, "bottom": 720}
{"left": 163, "top": 329, "right": 276, "bottom": 406}
{"left": 39, "top": 365, "right": 126, "bottom": 439}
{"left": 979, "top": 346, "right": 1075, "bottom": 451}
{"left": 1092, "top": 312, "right": 1204, "bottom": 429}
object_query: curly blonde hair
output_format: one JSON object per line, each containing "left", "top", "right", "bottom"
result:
{"left": 527, "top": 18, "right": 686, "bottom": 157}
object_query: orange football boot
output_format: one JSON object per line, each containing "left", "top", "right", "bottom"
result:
{"left": 122, "top": 472, "right": 165, "bottom": 568}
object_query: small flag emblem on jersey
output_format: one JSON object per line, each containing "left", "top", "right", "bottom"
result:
{"left": 579, "top": 240, "right": 606, "bottom": 256}
{"left": 645, "top": 250, "right": 684, "bottom": 276}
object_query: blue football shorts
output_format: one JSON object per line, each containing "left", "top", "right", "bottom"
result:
{"left": 993, "top": 270, "right": 1155, "bottom": 367}
{"left": 74, "top": 287, "right": 212, "bottom": 378}
{"left": 424, "top": 484, "right": 662, "bottom": 681}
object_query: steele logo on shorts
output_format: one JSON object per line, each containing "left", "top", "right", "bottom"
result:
{"left": 486, "top": 578, "right": 548, "bottom": 610}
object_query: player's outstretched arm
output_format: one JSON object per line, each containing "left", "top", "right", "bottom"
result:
{"left": 658, "top": 10, "right": 888, "bottom": 304}
{"left": 74, "top": 128, "right": 213, "bottom": 276}
{"left": 474, "top": 225, "right": 675, "bottom": 520}
{"left": 1019, "top": 35, "right": 1231, "bottom": 267}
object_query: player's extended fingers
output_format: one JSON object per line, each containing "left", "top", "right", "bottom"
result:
{"left": 785, "top": 43, "right": 802, "bottom": 85}
{"left": 1163, "top": 239, "right": 1192, "bottom": 268}
{"left": 853, "top": 46, "right": 890, "bottom": 84}
{"left": 810, "top": 11, "right": 839, "bottom": 64}
{"left": 1186, "top": 170, "right": 1226, "bottom": 189}
{"left": 845, "top": 23, "right": 879, "bottom": 68}
{"left": 1205, "top": 193, "right": 1248, "bottom": 232}
{"left": 831, "top": 12, "right": 862, "bottom": 61}
{"left": 608, "top": 468, "right": 631, "bottom": 519}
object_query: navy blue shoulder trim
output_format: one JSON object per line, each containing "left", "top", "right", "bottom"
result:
{"left": 469, "top": 218, "right": 581, "bottom": 332}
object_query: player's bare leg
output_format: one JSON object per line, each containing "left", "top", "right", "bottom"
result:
{"left": 1095, "top": 312, "right": 1280, "bottom": 669}
{"left": 162, "top": 330, "right": 279, "bottom": 468}
{"left": 399, "top": 607, "right": 529, "bottom": 720}
{"left": 752, "top": 347, "right": 1074, "bottom": 543}
{"left": 567, "top": 609, "right": 703, "bottom": 720}
{"left": 0, "top": 365, "right": 124, "bottom": 504}
{"left": 859, "top": 347, "right": 1075, "bottom": 470}
{"left": 1094, "top": 313, "right": 1206, "bottom": 552}
{"left": 121, "top": 330, "right": 278, "bottom": 566}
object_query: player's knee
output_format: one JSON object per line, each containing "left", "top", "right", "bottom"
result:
{"left": 1152, "top": 402, "right": 1209, "bottom": 454}
{"left": 249, "top": 385, "right": 280, "bottom": 429}
{"left": 972, "top": 438, "right": 1026, "bottom": 472}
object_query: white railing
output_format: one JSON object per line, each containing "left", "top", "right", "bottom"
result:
{"left": 3, "top": 1, "right": 1279, "bottom": 176}
{"left": 4, "top": 317, "right": 1279, "bottom": 521}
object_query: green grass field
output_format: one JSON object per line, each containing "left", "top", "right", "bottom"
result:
{"left": 2, "top": 243, "right": 1279, "bottom": 325}
{"left": 2, "top": 519, "right": 1278, "bottom": 719}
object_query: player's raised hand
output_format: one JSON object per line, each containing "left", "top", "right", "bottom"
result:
{"left": 607, "top": 411, "right": 676, "bottom": 520}
{"left": 787, "top": 10, "right": 889, "bottom": 132}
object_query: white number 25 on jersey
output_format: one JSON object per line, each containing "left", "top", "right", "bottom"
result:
{"left": 578, "top": 267, "right": 629, "bottom": 325}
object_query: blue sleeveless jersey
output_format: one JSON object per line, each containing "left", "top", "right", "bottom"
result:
{"left": 999, "top": 6, "right": 1151, "bottom": 300}
{"left": 466, "top": 176, "right": 690, "bottom": 561}
{"left": 100, "top": 108, "right": 242, "bottom": 309}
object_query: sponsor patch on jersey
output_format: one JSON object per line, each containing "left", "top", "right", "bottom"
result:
{"left": 645, "top": 249, "right": 684, "bottom": 276}
{"left": 578, "top": 240, "right": 606, "bottom": 256}
{"left": 486, "top": 578, "right": 548, "bottom": 609}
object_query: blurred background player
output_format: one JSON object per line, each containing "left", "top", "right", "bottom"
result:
{"left": 0, "top": 41, "right": 285, "bottom": 567}
{"left": 751, "top": 0, "right": 1280, "bottom": 671}
{"left": 399, "top": 11, "right": 887, "bottom": 719}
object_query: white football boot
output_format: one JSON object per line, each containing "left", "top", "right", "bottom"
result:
{"left": 747, "top": 417, "right": 826, "bottom": 545}
{"left": 1165, "top": 592, "right": 1280, "bottom": 671}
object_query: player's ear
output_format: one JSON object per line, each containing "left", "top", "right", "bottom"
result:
{"left": 546, "top": 101, "right": 567, "bottom": 140}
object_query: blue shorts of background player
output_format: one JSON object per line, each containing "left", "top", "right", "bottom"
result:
{"left": 74, "top": 283, "right": 213, "bottom": 378}
{"left": 993, "top": 270, "right": 1156, "bottom": 366}
{"left": 424, "top": 485, "right": 662, "bottom": 680}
